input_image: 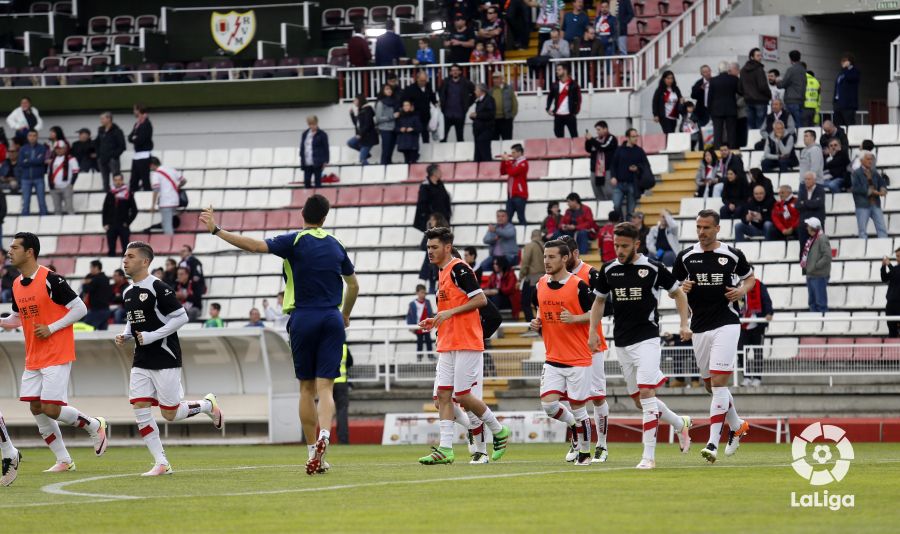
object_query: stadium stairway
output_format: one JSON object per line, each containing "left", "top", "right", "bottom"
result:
{"left": 637, "top": 151, "right": 704, "bottom": 223}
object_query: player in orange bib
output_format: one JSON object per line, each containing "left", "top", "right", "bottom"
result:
{"left": 560, "top": 235, "right": 610, "bottom": 463}
{"left": 529, "top": 240, "right": 596, "bottom": 466}
{"left": 0, "top": 233, "right": 109, "bottom": 475}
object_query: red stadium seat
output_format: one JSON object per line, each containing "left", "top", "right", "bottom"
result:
{"left": 50, "top": 257, "right": 75, "bottom": 276}
{"left": 219, "top": 211, "right": 244, "bottom": 231}
{"left": 853, "top": 338, "right": 883, "bottom": 361}
{"left": 477, "top": 161, "right": 501, "bottom": 180}
{"left": 525, "top": 139, "right": 548, "bottom": 159}
{"left": 796, "top": 337, "right": 826, "bottom": 360}
{"left": 360, "top": 186, "right": 384, "bottom": 205}
{"left": 79, "top": 235, "right": 105, "bottom": 255}
{"left": 291, "top": 188, "right": 313, "bottom": 207}
{"left": 336, "top": 187, "right": 361, "bottom": 207}
{"left": 409, "top": 162, "right": 454, "bottom": 182}
{"left": 453, "top": 162, "right": 479, "bottom": 181}
{"left": 642, "top": 133, "right": 667, "bottom": 154}
{"left": 266, "top": 211, "right": 289, "bottom": 230}
{"left": 382, "top": 184, "right": 407, "bottom": 204}
{"left": 527, "top": 159, "right": 548, "bottom": 179}
{"left": 546, "top": 138, "right": 572, "bottom": 159}
{"left": 170, "top": 233, "right": 195, "bottom": 253}
{"left": 148, "top": 234, "right": 173, "bottom": 255}
{"left": 824, "top": 337, "right": 854, "bottom": 360}
{"left": 570, "top": 139, "right": 589, "bottom": 158}
{"left": 404, "top": 184, "right": 419, "bottom": 203}
{"left": 637, "top": 18, "right": 663, "bottom": 35}
{"left": 290, "top": 209, "right": 304, "bottom": 229}
{"left": 243, "top": 211, "right": 267, "bottom": 230}
{"left": 882, "top": 338, "right": 900, "bottom": 361}
{"left": 56, "top": 236, "right": 80, "bottom": 255}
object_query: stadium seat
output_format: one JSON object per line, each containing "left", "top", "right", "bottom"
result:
{"left": 273, "top": 147, "right": 298, "bottom": 167}
{"left": 226, "top": 169, "right": 250, "bottom": 188}
{"left": 734, "top": 242, "right": 759, "bottom": 262}
{"left": 249, "top": 168, "right": 272, "bottom": 187}
{"left": 527, "top": 160, "right": 548, "bottom": 179}
{"left": 250, "top": 148, "right": 273, "bottom": 167}
{"left": 431, "top": 142, "right": 456, "bottom": 162}
{"left": 525, "top": 139, "right": 548, "bottom": 159}
{"left": 847, "top": 125, "right": 872, "bottom": 147}
{"left": 477, "top": 161, "right": 500, "bottom": 180}
{"left": 454, "top": 143, "right": 475, "bottom": 162}
{"left": 679, "top": 197, "right": 704, "bottom": 217}
{"left": 361, "top": 165, "right": 385, "bottom": 184}
{"left": 385, "top": 164, "right": 408, "bottom": 183}
{"left": 393, "top": 4, "right": 416, "bottom": 19}
{"left": 879, "top": 146, "right": 900, "bottom": 167}
{"left": 454, "top": 162, "right": 479, "bottom": 181}
{"left": 864, "top": 237, "right": 892, "bottom": 259}
{"left": 136, "top": 14, "right": 158, "bottom": 30}
{"left": 547, "top": 159, "right": 572, "bottom": 178}
{"left": 546, "top": 138, "right": 572, "bottom": 159}
{"left": 664, "top": 133, "right": 690, "bottom": 154}
{"left": 836, "top": 238, "right": 865, "bottom": 260}
{"left": 479, "top": 183, "right": 502, "bottom": 200}
{"left": 872, "top": 124, "right": 899, "bottom": 145}
{"left": 762, "top": 263, "right": 788, "bottom": 284}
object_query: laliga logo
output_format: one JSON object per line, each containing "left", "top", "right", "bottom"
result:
{"left": 790, "top": 422, "right": 855, "bottom": 511}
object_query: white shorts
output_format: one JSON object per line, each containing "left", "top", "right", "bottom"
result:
{"left": 590, "top": 351, "right": 608, "bottom": 401}
{"left": 540, "top": 363, "right": 592, "bottom": 404}
{"left": 20, "top": 362, "right": 72, "bottom": 405}
{"left": 433, "top": 359, "right": 484, "bottom": 401}
{"left": 435, "top": 351, "right": 483, "bottom": 397}
{"left": 129, "top": 367, "right": 184, "bottom": 410}
{"left": 692, "top": 324, "right": 740, "bottom": 380}
{"left": 616, "top": 337, "right": 667, "bottom": 399}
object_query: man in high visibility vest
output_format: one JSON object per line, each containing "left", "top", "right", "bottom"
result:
{"left": 333, "top": 345, "right": 351, "bottom": 444}
{"left": 802, "top": 66, "right": 821, "bottom": 127}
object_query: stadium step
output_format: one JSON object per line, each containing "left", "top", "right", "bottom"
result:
{"left": 490, "top": 336, "right": 533, "bottom": 349}
{"left": 653, "top": 179, "right": 697, "bottom": 194}
{"left": 672, "top": 161, "right": 699, "bottom": 171}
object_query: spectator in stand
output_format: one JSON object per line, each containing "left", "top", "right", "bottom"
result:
{"left": 375, "top": 83, "right": 399, "bottom": 165}
{"left": 597, "top": 210, "right": 620, "bottom": 263}
{"left": 47, "top": 140, "right": 78, "bottom": 215}
{"left": 0, "top": 249, "right": 19, "bottom": 303}
{"left": 263, "top": 292, "right": 289, "bottom": 330}
{"left": 203, "top": 302, "right": 224, "bottom": 328}
{"left": 18, "top": 129, "right": 48, "bottom": 215}
{"left": 491, "top": 72, "right": 518, "bottom": 140}
{"left": 739, "top": 48, "right": 771, "bottom": 130}
{"left": 690, "top": 64, "right": 713, "bottom": 126}
{"left": 562, "top": 0, "right": 590, "bottom": 43}
{"left": 102, "top": 173, "right": 137, "bottom": 257}
{"left": 717, "top": 144, "right": 746, "bottom": 176}
{"left": 776, "top": 50, "right": 806, "bottom": 132}
{"left": 481, "top": 209, "right": 519, "bottom": 271}
{"left": 500, "top": 143, "right": 528, "bottom": 224}
{"left": 530, "top": 0, "right": 565, "bottom": 52}
{"left": 572, "top": 26, "right": 600, "bottom": 57}
{"left": 851, "top": 151, "right": 888, "bottom": 239}
{"left": 719, "top": 167, "right": 749, "bottom": 220}
{"left": 179, "top": 244, "right": 206, "bottom": 294}
{"left": 732, "top": 61, "right": 749, "bottom": 149}
{"left": 696, "top": 148, "right": 720, "bottom": 197}
{"left": 444, "top": 17, "right": 476, "bottom": 64}
{"left": 347, "top": 94, "right": 378, "bottom": 165}
{"left": 505, "top": 0, "right": 531, "bottom": 50}
{"left": 760, "top": 99, "right": 795, "bottom": 143}
{"left": 438, "top": 64, "right": 475, "bottom": 143}
{"left": 616, "top": 0, "right": 634, "bottom": 55}
{"left": 739, "top": 277, "right": 773, "bottom": 386}
{"left": 748, "top": 167, "right": 775, "bottom": 202}
{"left": 519, "top": 229, "right": 544, "bottom": 326}
{"left": 802, "top": 65, "right": 822, "bottom": 127}
{"left": 761, "top": 121, "right": 798, "bottom": 173}
{"left": 174, "top": 266, "right": 203, "bottom": 321}
{"left": 735, "top": 185, "right": 775, "bottom": 241}
{"left": 347, "top": 24, "right": 371, "bottom": 67}
{"left": 81, "top": 260, "right": 112, "bottom": 330}
{"left": 446, "top": 0, "right": 476, "bottom": 27}
{"left": 0, "top": 138, "right": 19, "bottom": 190}
{"left": 469, "top": 41, "right": 488, "bottom": 63}
{"left": 96, "top": 111, "right": 125, "bottom": 192}
{"left": 539, "top": 28, "right": 570, "bottom": 59}
{"left": 470, "top": 83, "right": 496, "bottom": 162}
{"left": 299, "top": 115, "right": 329, "bottom": 188}
{"left": 651, "top": 70, "right": 683, "bottom": 134}
{"left": 152, "top": 266, "right": 165, "bottom": 281}
{"left": 477, "top": 6, "right": 505, "bottom": 49}
{"left": 396, "top": 100, "right": 423, "bottom": 164}
{"left": 110, "top": 268, "right": 128, "bottom": 324}
{"left": 418, "top": 212, "right": 449, "bottom": 293}
{"left": 585, "top": 120, "right": 617, "bottom": 200}
{"left": 71, "top": 128, "right": 96, "bottom": 174}
{"left": 546, "top": 63, "right": 581, "bottom": 138}
{"left": 463, "top": 246, "right": 482, "bottom": 279}
{"left": 484, "top": 256, "right": 521, "bottom": 320}
{"left": 631, "top": 211, "right": 650, "bottom": 255}
{"left": 708, "top": 61, "right": 740, "bottom": 148}
{"left": 413, "top": 163, "right": 452, "bottom": 232}
{"left": 542, "top": 200, "right": 563, "bottom": 241}
{"left": 681, "top": 101, "right": 702, "bottom": 150}
{"left": 413, "top": 38, "right": 435, "bottom": 66}
{"left": 128, "top": 103, "right": 153, "bottom": 192}
{"left": 881, "top": 249, "right": 900, "bottom": 337}
{"left": 375, "top": 19, "right": 406, "bottom": 66}
{"left": 800, "top": 216, "right": 830, "bottom": 313}
{"left": 767, "top": 69, "right": 784, "bottom": 113}
{"left": 149, "top": 156, "right": 184, "bottom": 235}
{"left": 0, "top": 185, "right": 4, "bottom": 241}
{"left": 822, "top": 137, "right": 851, "bottom": 192}
{"left": 406, "top": 284, "right": 435, "bottom": 361}
{"left": 797, "top": 172, "right": 826, "bottom": 248}
{"left": 485, "top": 41, "right": 503, "bottom": 62}
{"left": 798, "top": 129, "right": 824, "bottom": 183}
{"left": 819, "top": 120, "right": 849, "bottom": 151}
{"left": 162, "top": 258, "right": 178, "bottom": 287}
{"left": 246, "top": 308, "right": 265, "bottom": 327}
{"left": 401, "top": 70, "right": 437, "bottom": 145}
{"left": 6, "top": 97, "right": 42, "bottom": 142}
{"left": 772, "top": 184, "right": 800, "bottom": 240}
{"left": 45, "top": 126, "right": 66, "bottom": 164}
{"left": 646, "top": 209, "right": 678, "bottom": 267}
{"left": 560, "top": 192, "right": 598, "bottom": 254}
{"left": 833, "top": 53, "right": 860, "bottom": 127}
{"left": 610, "top": 128, "right": 649, "bottom": 218}
{"left": 851, "top": 140, "right": 876, "bottom": 171}
{"left": 592, "top": 1, "right": 618, "bottom": 56}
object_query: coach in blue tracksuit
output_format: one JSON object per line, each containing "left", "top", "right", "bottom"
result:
{"left": 200, "top": 194, "right": 359, "bottom": 475}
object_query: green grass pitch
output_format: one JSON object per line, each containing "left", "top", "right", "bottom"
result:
{"left": 1, "top": 442, "right": 899, "bottom": 533}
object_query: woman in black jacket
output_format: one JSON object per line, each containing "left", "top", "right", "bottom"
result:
{"left": 395, "top": 100, "right": 422, "bottom": 163}
{"left": 102, "top": 174, "right": 138, "bottom": 256}
{"left": 720, "top": 167, "right": 749, "bottom": 220}
{"left": 128, "top": 103, "right": 153, "bottom": 192}
{"left": 584, "top": 120, "right": 618, "bottom": 200}
{"left": 413, "top": 163, "right": 452, "bottom": 232}
{"left": 347, "top": 94, "right": 379, "bottom": 165}
{"left": 651, "top": 71, "right": 683, "bottom": 134}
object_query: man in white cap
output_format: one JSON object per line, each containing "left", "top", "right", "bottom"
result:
{"left": 799, "top": 216, "right": 831, "bottom": 312}
{"left": 47, "top": 140, "right": 79, "bottom": 215}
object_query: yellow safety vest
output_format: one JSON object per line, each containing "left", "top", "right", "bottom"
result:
{"left": 73, "top": 322, "right": 95, "bottom": 332}
{"left": 804, "top": 74, "right": 821, "bottom": 122}
{"left": 334, "top": 344, "right": 348, "bottom": 383}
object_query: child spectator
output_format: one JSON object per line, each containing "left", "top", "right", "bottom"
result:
{"left": 597, "top": 210, "right": 620, "bottom": 263}
{"left": 396, "top": 100, "right": 423, "bottom": 163}
{"left": 680, "top": 101, "right": 702, "bottom": 150}
{"left": 541, "top": 200, "right": 562, "bottom": 241}
{"left": 405, "top": 284, "right": 435, "bottom": 361}
{"left": 470, "top": 41, "right": 488, "bottom": 63}
{"left": 484, "top": 256, "right": 521, "bottom": 320}
{"left": 204, "top": 303, "right": 224, "bottom": 328}
{"left": 485, "top": 41, "right": 502, "bottom": 62}
{"left": 413, "top": 38, "right": 435, "bottom": 66}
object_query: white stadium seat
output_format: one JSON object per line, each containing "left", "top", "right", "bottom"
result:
{"left": 454, "top": 142, "right": 475, "bottom": 162}
{"left": 183, "top": 149, "right": 207, "bottom": 169}
{"left": 664, "top": 133, "right": 690, "bottom": 153}
{"left": 250, "top": 148, "right": 273, "bottom": 167}
{"left": 846, "top": 125, "right": 872, "bottom": 147}
{"left": 362, "top": 165, "right": 385, "bottom": 183}
{"left": 431, "top": 142, "right": 455, "bottom": 162}
{"left": 547, "top": 159, "right": 572, "bottom": 178}
{"left": 273, "top": 146, "right": 298, "bottom": 166}
{"left": 163, "top": 149, "right": 184, "bottom": 168}
{"left": 872, "top": 124, "right": 899, "bottom": 145}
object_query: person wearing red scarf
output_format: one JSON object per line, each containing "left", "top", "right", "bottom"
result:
{"left": 651, "top": 71, "right": 683, "bottom": 134}
{"left": 546, "top": 63, "right": 581, "bottom": 138}
{"left": 800, "top": 217, "right": 831, "bottom": 313}
{"left": 484, "top": 256, "right": 521, "bottom": 319}
{"left": 738, "top": 278, "right": 773, "bottom": 386}
{"left": 101, "top": 174, "right": 138, "bottom": 257}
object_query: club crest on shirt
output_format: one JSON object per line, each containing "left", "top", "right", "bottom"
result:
{"left": 139, "top": 293, "right": 148, "bottom": 302}
{"left": 718, "top": 257, "right": 728, "bottom": 266}
{"left": 638, "top": 268, "right": 649, "bottom": 278}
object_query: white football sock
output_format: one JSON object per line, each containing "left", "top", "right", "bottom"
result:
{"left": 478, "top": 407, "right": 503, "bottom": 434}
{"left": 572, "top": 406, "right": 591, "bottom": 453}
{"left": 640, "top": 397, "right": 659, "bottom": 461}
{"left": 56, "top": 405, "right": 100, "bottom": 435}
{"left": 439, "top": 420, "right": 455, "bottom": 449}
{"left": 307, "top": 445, "right": 316, "bottom": 459}
{"left": 34, "top": 413, "right": 70, "bottom": 463}
{"left": 172, "top": 400, "right": 212, "bottom": 421}
{"left": 135, "top": 408, "right": 168, "bottom": 466}
{"left": 708, "top": 387, "right": 730, "bottom": 446}
{"left": 452, "top": 403, "right": 469, "bottom": 429}
{"left": 541, "top": 401, "right": 576, "bottom": 426}
{"left": 318, "top": 429, "right": 331, "bottom": 442}
{"left": 655, "top": 398, "right": 684, "bottom": 431}
{"left": 594, "top": 402, "right": 609, "bottom": 448}
{"left": 467, "top": 411, "right": 487, "bottom": 454}
{"left": 0, "top": 412, "right": 17, "bottom": 459}
{"left": 725, "top": 390, "right": 743, "bottom": 429}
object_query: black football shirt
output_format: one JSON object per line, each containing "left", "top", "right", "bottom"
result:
{"left": 672, "top": 243, "right": 754, "bottom": 333}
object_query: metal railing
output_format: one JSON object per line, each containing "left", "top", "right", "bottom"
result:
{"left": 345, "top": 316, "right": 900, "bottom": 390}
{"left": 891, "top": 34, "right": 900, "bottom": 81}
